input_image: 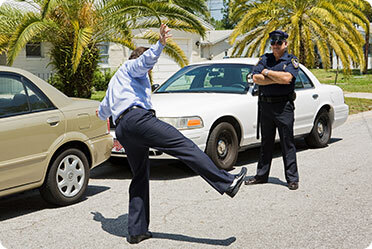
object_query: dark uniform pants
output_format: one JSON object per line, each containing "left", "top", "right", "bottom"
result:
{"left": 115, "top": 108, "right": 234, "bottom": 236}
{"left": 256, "top": 101, "right": 299, "bottom": 183}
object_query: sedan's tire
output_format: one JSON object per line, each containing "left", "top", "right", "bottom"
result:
{"left": 305, "top": 109, "right": 332, "bottom": 148}
{"left": 206, "top": 122, "right": 238, "bottom": 170}
{"left": 40, "top": 148, "right": 89, "bottom": 206}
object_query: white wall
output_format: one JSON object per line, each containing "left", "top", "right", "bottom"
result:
{"left": 12, "top": 42, "right": 54, "bottom": 80}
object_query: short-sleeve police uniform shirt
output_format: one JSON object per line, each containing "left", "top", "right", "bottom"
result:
{"left": 252, "top": 51, "right": 299, "bottom": 96}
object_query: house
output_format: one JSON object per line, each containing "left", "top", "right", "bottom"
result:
{"left": 1, "top": 0, "right": 370, "bottom": 83}
{"left": 0, "top": 0, "right": 234, "bottom": 84}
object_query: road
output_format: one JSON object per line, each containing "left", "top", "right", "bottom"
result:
{"left": 0, "top": 111, "right": 372, "bottom": 249}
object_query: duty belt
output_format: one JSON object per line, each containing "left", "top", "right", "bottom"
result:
{"left": 115, "top": 105, "right": 155, "bottom": 125}
{"left": 259, "top": 92, "right": 296, "bottom": 103}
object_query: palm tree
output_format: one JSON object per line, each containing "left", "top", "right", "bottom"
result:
{"left": 355, "top": 0, "right": 372, "bottom": 74}
{"left": 229, "top": 0, "right": 370, "bottom": 73}
{"left": 0, "top": 0, "right": 207, "bottom": 97}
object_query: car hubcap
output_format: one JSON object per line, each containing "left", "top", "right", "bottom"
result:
{"left": 56, "top": 155, "right": 85, "bottom": 197}
{"left": 317, "top": 121, "right": 324, "bottom": 137}
{"left": 217, "top": 139, "right": 228, "bottom": 157}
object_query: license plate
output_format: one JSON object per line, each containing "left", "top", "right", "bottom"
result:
{"left": 112, "top": 139, "right": 125, "bottom": 153}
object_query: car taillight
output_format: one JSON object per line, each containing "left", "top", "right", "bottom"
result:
{"left": 107, "top": 118, "right": 110, "bottom": 133}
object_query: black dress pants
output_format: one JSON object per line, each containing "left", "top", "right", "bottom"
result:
{"left": 115, "top": 108, "right": 234, "bottom": 236}
{"left": 256, "top": 101, "right": 299, "bottom": 183}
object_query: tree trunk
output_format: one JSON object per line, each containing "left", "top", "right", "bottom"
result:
{"left": 363, "top": 32, "right": 369, "bottom": 74}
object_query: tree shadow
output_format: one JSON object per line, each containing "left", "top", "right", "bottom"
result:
{"left": 0, "top": 185, "right": 109, "bottom": 221}
{"left": 91, "top": 212, "right": 236, "bottom": 246}
{"left": 235, "top": 137, "right": 343, "bottom": 166}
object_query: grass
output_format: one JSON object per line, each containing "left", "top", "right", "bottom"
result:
{"left": 91, "top": 91, "right": 106, "bottom": 101}
{"left": 344, "top": 97, "right": 372, "bottom": 115}
{"left": 310, "top": 69, "right": 372, "bottom": 93}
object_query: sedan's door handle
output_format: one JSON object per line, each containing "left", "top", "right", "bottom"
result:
{"left": 312, "top": 94, "right": 319, "bottom": 99}
{"left": 47, "top": 117, "right": 60, "bottom": 126}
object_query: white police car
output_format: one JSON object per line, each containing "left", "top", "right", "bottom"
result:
{"left": 111, "top": 58, "right": 348, "bottom": 169}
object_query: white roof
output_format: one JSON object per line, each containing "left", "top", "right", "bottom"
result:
{"left": 2, "top": 0, "right": 38, "bottom": 12}
{"left": 201, "top": 30, "right": 233, "bottom": 45}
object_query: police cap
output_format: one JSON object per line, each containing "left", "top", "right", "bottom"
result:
{"left": 269, "top": 30, "right": 288, "bottom": 41}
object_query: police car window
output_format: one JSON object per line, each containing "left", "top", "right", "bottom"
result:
{"left": 294, "top": 74, "right": 304, "bottom": 89}
{"left": 298, "top": 70, "right": 313, "bottom": 88}
{"left": 161, "top": 70, "right": 196, "bottom": 91}
{"left": 0, "top": 76, "right": 30, "bottom": 117}
{"left": 156, "top": 64, "right": 252, "bottom": 94}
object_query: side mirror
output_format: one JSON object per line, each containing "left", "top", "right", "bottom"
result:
{"left": 246, "top": 73, "right": 254, "bottom": 84}
{"left": 152, "top": 84, "right": 160, "bottom": 92}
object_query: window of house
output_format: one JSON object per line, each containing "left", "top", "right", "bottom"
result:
{"left": 98, "top": 43, "right": 109, "bottom": 64}
{"left": 26, "top": 42, "right": 42, "bottom": 57}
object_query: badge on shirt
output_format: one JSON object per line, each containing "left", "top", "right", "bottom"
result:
{"left": 292, "top": 58, "right": 299, "bottom": 68}
{"left": 283, "top": 64, "right": 287, "bottom": 70}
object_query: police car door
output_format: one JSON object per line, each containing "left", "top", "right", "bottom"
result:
{"left": 293, "top": 69, "right": 318, "bottom": 135}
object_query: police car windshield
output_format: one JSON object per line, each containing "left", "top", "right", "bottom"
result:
{"left": 155, "top": 64, "right": 253, "bottom": 94}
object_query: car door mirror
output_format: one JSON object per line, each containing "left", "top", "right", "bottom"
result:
{"left": 246, "top": 73, "right": 254, "bottom": 84}
{"left": 152, "top": 83, "right": 160, "bottom": 92}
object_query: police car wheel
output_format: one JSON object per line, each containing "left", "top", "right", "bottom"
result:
{"left": 305, "top": 109, "right": 332, "bottom": 148}
{"left": 206, "top": 122, "right": 238, "bottom": 170}
{"left": 40, "top": 148, "right": 90, "bottom": 206}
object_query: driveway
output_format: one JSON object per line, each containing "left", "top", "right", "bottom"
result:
{"left": 0, "top": 111, "right": 372, "bottom": 249}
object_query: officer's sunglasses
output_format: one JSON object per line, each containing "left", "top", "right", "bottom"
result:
{"left": 270, "top": 40, "right": 283, "bottom": 46}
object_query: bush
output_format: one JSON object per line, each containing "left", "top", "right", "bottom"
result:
{"left": 93, "top": 69, "right": 116, "bottom": 91}
{"left": 48, "top": 74, "right": 65, "bottom": 93}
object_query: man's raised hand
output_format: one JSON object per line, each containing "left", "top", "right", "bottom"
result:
{"left": 159, "top": 23, "right": 171, "bottom": 46}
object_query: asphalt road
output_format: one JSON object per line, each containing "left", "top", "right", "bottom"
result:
{"left": 1, "top": 111, "right": 372, "bottom": 249}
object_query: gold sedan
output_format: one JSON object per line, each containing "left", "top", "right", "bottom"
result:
{"left": 0, "top": 66, "right": 113, "bottom": 206}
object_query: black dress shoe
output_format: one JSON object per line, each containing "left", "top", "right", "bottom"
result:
{"left": 244, "top": 177, "right": 267, "bottom": 185}
{"left": 127, "top": 231, "right": 152, "bottom": 244}
{"left": 225, "top": 167, "right": 247, "bottom": 198}
{"left": 288, "top": 182, "right": 299, "bottom": 190}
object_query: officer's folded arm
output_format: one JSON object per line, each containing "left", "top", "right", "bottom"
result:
{"left": 253, "top": 70, "right": 292, "bottom": 85}
{"left": 265, "top": 70, "right": 293, "bottom": 84}
{"left": 252, "top": 73, "right": 276, "bottom": 85}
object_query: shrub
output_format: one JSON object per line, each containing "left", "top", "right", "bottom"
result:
{"left": 93, "top": 69, "right": 116, "bottom": 91}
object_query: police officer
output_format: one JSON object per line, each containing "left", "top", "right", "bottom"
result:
{"left": 97, "top": 24, "right": 247, "bottom": 244}
{"left": 245, "top": 30, "right": 299, "bottom": 190}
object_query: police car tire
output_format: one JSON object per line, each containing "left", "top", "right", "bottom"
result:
{"left": 40, "top": 148, "right": 89, "bottom": 206}
{"left": 206, "top": 122, "right": 238, "bottom": 170}
{"left": 305, "top": 109, "right": 332, "bottom": 148}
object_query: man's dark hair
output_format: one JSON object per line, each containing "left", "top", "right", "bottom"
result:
{"left": 129, "top": 47, "right": 149, "bottom": 60}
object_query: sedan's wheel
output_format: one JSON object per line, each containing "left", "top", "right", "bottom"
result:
{"left": 305, "top": 109, "right": 332, "bottom": 148}
{"left": 40, "top": 148, "right": 89, "bottom": 206}
{"left": 206, "top": 122, "right": 238, "bottom": 170}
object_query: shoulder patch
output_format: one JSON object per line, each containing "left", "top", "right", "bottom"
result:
{"left": 291, "top": 58, "right": 299, "bottom": 68}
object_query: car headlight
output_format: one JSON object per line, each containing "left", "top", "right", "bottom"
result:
{"left": 158, "top": 116, "right": 204, "bottom": 130}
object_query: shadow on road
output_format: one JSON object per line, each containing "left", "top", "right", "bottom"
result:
{"left": 236, "top": 137, "right": 343, "bottom": 166}
{"left": 91, "top": 211, "right": 236, "bottom": 246}
{"left": 0, "top": 185, "right": 109, "bottom": 221}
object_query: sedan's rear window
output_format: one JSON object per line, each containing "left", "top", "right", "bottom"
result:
{"left": 155, "top": 64, "right": 253, "bottom": 94}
